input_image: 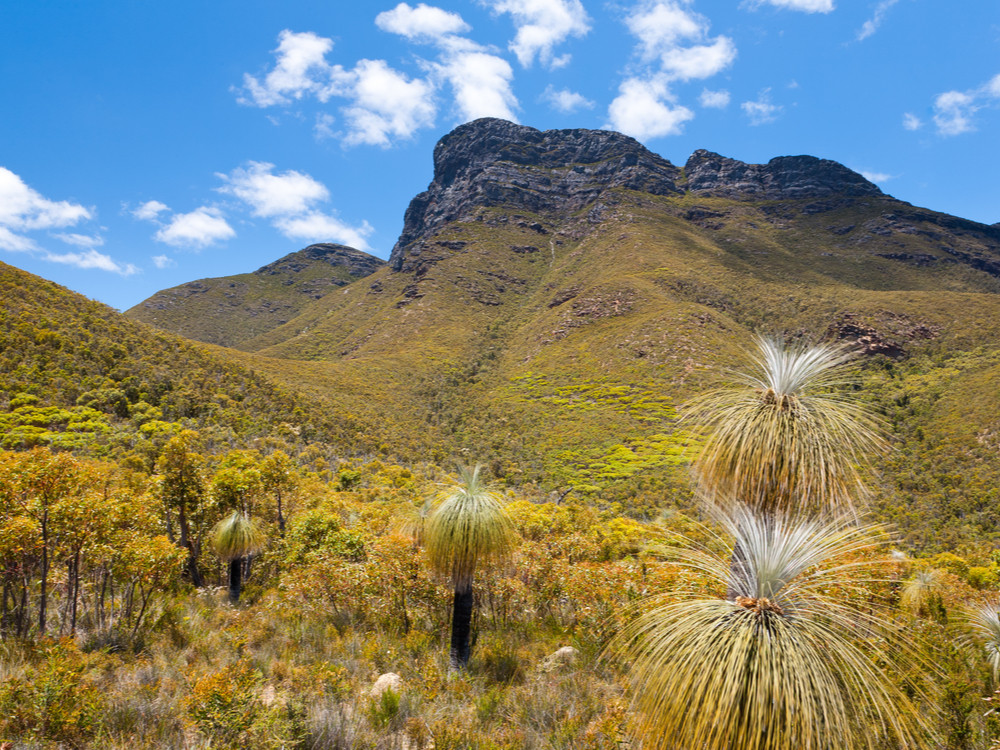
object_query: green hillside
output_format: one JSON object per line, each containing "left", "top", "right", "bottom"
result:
{"left": 120, "top": 120, "right": 1000, "bottom": 546}
{"left": 126, "top": 243, "right": 385, "bottom": 349}
{"left": 0, "top": 261, "right": 378, "bottom": 464}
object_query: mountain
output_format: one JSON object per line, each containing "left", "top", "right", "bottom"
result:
{"left": 118, "top": 118, "right": 1000, "bottom": 545}
{"left": 126, "top": 243, "right": 385, "bottom": 349}
{"left": 0, "top": 261, "right": 376, "bottom": 462}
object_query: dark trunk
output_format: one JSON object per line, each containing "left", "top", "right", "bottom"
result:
{"left": 70, "top": 551, "right": 80, "bottom": 635}
{"left": 178, "top": 504, "right": 203, "bottom": 587}
{"left": 449, "top": 586, "right": 474, "bottom": 670}
{"left": 228, "top": 558, "right": 242, "bottom": 604}
{"left": 38, "top": 510, "right": 48, "bottom": 634}
{"left": 276, "top": 490, "right": 285, "bottom": 538}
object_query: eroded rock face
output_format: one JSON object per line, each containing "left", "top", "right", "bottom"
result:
{"left": 683, "top": 149, "right": 883, "bottom": 200}
{"left": 389, "top": 118, "right": 683, "bottom": 271}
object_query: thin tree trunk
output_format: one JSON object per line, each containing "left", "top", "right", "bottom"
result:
{"left": 38, "top": 510, "right": 48, "bottom": 634}
{"left": 228, "top": 558, "right": 242, "bottom": 604}
{"left": 276, "top": 489, "right": 285, "bottom": 538}
{"left": 70, "top": 551, "right": 79, "bottom": 635}
{"left": 178, "top": 504, "right": 203, "bottom": 587}
{"left": 449, "top": 586, "right": 475, "bottom": 670}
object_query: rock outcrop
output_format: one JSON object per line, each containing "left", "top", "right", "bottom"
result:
{"left": 683, "top": 149, "right": 883, "bottom": 200}
{"left": 389, "top": 119, "right": 894, "bottom": 271}
{"left": 256, "top": 243, "right": 384, "bottom": 281}
{"left": 389, "top": 118, "right": 683, "bottom": 271}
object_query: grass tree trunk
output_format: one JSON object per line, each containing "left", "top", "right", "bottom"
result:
{"left": 228, "top": 558, "right": 242, "bottom": 604}
{"left": 449, "top": 585, "right": 475, "bottom": 670}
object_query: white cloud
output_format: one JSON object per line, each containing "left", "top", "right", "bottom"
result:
{"left": 860, "top": 170, "right": 892, "bottom": 183}
{"left": 132, "top": 200, "right": 170, "bottom": 221}
{"left": 902, "top": 112, "right": 922, "bottom": 130}
{"left": 152, "top": 254, "right": 175, "bottom": 269}
{"left": 53, "top": 232, "right": 104, "bottom": 248}
{"left": 239, "top": 30, "right": 343, "bottom": 107}
{"left": 751, "top": 0, "right": 834, "bottom": 12}
{"left": 543, "top": 85, "right": 594, "bottom": 113}
{"left": 933, "top": 90, "right": 977, "bottom": 136}
{"left": 857, "top": 0, "right": 899, "bottom": 41}
{"left": 699, "top": 88, "right": 730, "bottom": 108}
{"left": 483, "top": 0, "right": 590, "bottom": 69}
{"left": 437, "top": 49, "right": 519, "bottom": 121}
{"left": 44, "top": 249, "right": 139, "bottom": 276}
{"left": 273, "top": 212, "right": 374, "bottom": 250}
{"left": 606, "top": 77, "right": 695, "bottom": 140}
{"left": 154, "top": 207, "right": 235, "bottom": 248}
{"left": 0, "top": 226, "right": 36, "bottom": 252}
{"left": 660, "top": 36, "right": 736, "bottom": 81}
{"left": 217, "top": 161, "right": 329, "bottom": 217}
{"left": 627, "top": 1, "right": 705, "bottom": 58}
{"left": 742, "top": 89, "right": 782, "bottom": 125}
{"left": 928, "top": 72, "right": 1000, "bottom": 137}
{"left": 315, "top": 113, "right": 337, "bottom": 140}
{"left": 375, "top": 3, "right": 470, "bottom": 41}
{"left": 341, "top": 59, "right": 437, "bottom": 146}
{"left": 0, "top": 167, "right": 91, "bottom": 232}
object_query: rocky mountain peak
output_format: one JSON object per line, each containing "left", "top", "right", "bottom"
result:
{"left": 390, "top": 118, "right": 682, "bottom": 271}
{"left": 255, "top": 243, "right": 385, "bottom": 277}
{"left": 389, "top": 119, "right": 888, "bottom": 272}
{"left": 684, "top": 149, "right": 883, "bottom": 200}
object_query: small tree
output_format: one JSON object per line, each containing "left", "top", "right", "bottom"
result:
{"left": 425, "top": 465, "right": 516, "bottom": 670}
{"left": 211, "top": 511, "right": 265, "bottom": 604}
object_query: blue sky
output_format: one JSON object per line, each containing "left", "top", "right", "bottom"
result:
{"left": 2, "top": 0, "right": 998, "bottom": 311}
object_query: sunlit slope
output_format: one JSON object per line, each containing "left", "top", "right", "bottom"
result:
{"left": 0, "top": 261, "right": 376, "bottom": 458}
{"left": 126, "top": 243, "right": 385, "bottom": 349}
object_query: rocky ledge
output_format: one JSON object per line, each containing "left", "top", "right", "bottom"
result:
{"left": 389, "top": 118, "right": 887, "bottom": 271}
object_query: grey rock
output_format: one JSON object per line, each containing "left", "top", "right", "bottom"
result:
{"left": 390, "top": 118, "right": 682, "bottom": 271}
{"left": 684, "top": 149, "right": 883, "bottom": 201}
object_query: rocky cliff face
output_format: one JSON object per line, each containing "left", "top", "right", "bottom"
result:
{"left": 389, "top": 119, "right": 891, "bottom": 271}
{"left": 389, "top": 119, "right": 682, "bottom": 271}
{"left": 683, "top": 149, "right": 883, "bottom": 200}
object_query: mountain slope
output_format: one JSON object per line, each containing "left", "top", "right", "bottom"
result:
{"left": 126, "top": 243, "right": 385, "bottom": 349}
{"left": 0, "top": 261, "right": 376, "bottom": 461}
{"left": 128, "top": 118, "right": 1000, "bottom": 545}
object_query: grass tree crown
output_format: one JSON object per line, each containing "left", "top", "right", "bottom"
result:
{"left": 682, "top": 334, "right": 885, "bottom": 514}
{"left": 424, "top": 465, "right": 516, "bottom": 592}
{"left": 609, "top": 503, "right": 932, "bottom": 750}
{"left": 960, "top": 601, "right": 1000, "bottom": 679}
{"left": 210, "top": 511, "right": 266, "bottom": 562}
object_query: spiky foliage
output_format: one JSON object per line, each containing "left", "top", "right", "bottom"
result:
{"left": 681, "top": 335, "right": 885, "bottom": 514}
{"left": 610, "top": 503, "right": 931, "bottom": 750}
{"left": 210, "top": 511, "right": 266, "bottom": 563}
{"left": 425, "top": 465, "right": 516, "bottom": 592}
{"left": 961, "top": 601, "right": 1000, "bottom": 679}
{"left": 900, "top": 569, "right": 947, "bottom": 616}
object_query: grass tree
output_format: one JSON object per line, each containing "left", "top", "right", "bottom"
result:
{"left": 961, "top": 601, "right": 1000, "bottom": 678}
{"left": 425, "top": 465, "right": 516, "bottom": 671}
{"left": 682, "top": 335, "right": 884, "bottom": 515}
{"left": 610, "top": 503, "right": 931, "bottom": 750}
{"left": 211, "top": 511, "right": 265, "bottom": 604}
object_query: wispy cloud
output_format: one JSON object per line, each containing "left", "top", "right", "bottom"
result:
{"left": 152, "top": 254, "right": 175, "bottom": 269}
{"left": 857, "top": 0, "right": 899, "bottom": 41}
{"left": 748, "top": 0, "right": 834, "bottom": 13}
{"left": 902, "top": 112, "right": 922, "bottom": 131}
{"left": 741, "top": 88, "right": 782, "bottom": 125}
{"left": 132, "top": 200, "right": 170, "bottom": 221}
{"left": 930, "top": 73, "right": 1000, "bottom": 136}
{"left": 44, "top": 249, "right": 139, "bottom": 276}
{"left": 699, "top": 89, "right": 731, "bottom": 108}
{"left": 543, "top": 85, "right": 595, "bottom": 113}
{"left": 860, "top": 170, "right": 893, "bottom": 183}
{"left": 0, "top": 167, "right": 91, "bottom": 253}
